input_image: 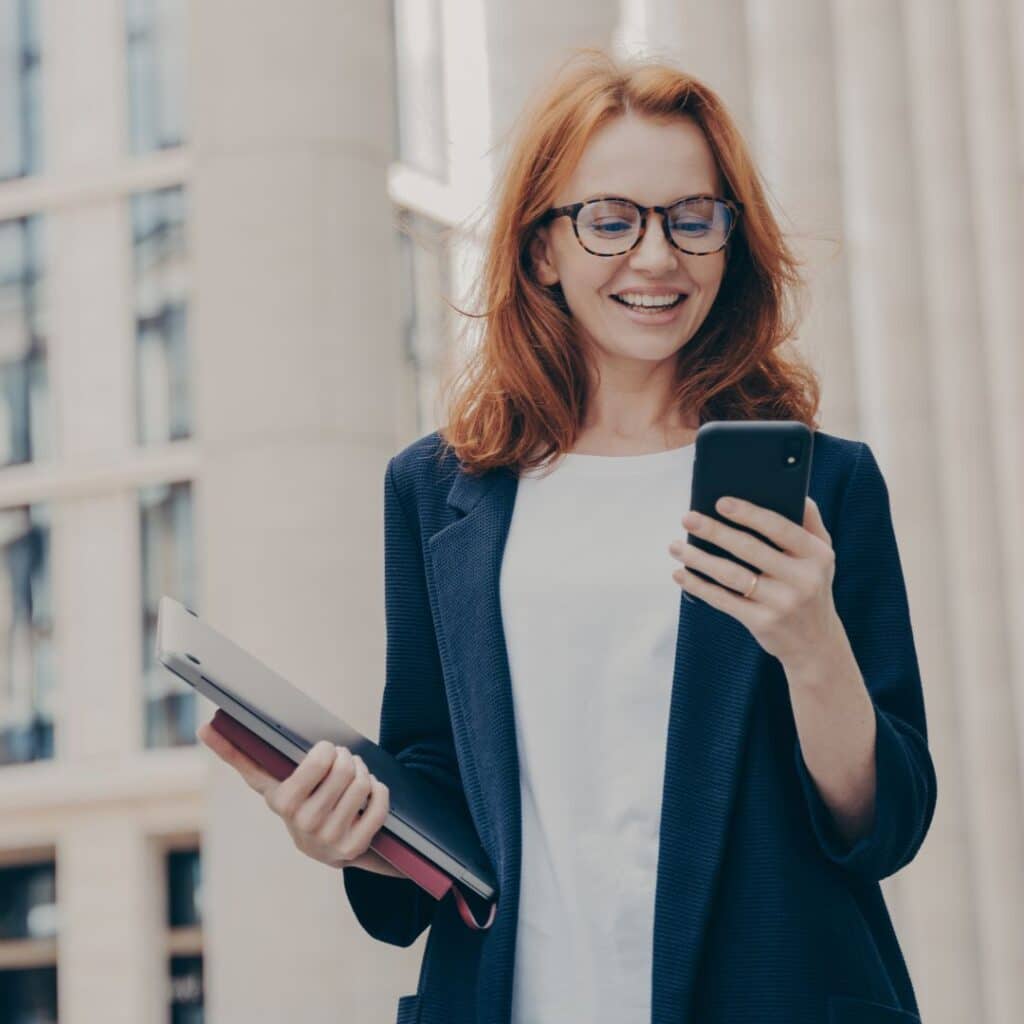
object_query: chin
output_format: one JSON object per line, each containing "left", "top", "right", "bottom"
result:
{"left": 590, "top": 333, "right": 691, "bottom": 363}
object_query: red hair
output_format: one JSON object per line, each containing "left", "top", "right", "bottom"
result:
{"left": 434, "top": 47, "right": 821, "bottom": 476}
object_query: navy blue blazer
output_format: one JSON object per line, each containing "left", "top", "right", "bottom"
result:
{"left": 342, "top": 428, "right": 937, "bottom": 1024}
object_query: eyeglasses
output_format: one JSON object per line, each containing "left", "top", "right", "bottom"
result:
{"left": 539, "top": 195, "right": 743, "bottom": 257}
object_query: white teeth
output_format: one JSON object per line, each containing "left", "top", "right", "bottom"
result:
{"left": 615, "top": 292, "right": 684, "bottom": 308}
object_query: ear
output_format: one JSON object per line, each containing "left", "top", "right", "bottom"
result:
{"left": 529, "top": 225, "right": 560, "bottom": 287}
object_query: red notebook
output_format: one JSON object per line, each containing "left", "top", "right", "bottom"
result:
{"left": 210, "top": 709, "right": 496, "bottom": 930}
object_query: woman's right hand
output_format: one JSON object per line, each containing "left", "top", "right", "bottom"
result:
{"left": 196, "top": 721, "right": 393, "bottom": 871}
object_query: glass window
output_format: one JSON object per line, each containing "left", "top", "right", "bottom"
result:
{"left": 131, "top": 186, "right": 190, "bottom": 446}
{"left": 0, "top": 0, "right": 43, "bottom": 180}
{"left": 126, "top": 0, "right": 187, "bottom": 154}
{"left": 167, "top": 849, "right": 201, "bottom": 928}
{"left": 397, "top": 211, "right": 452, "bottom": 431}
{"left": 0, "top": 502, "right": 54, "bottom": 767}
{"left": 0, "top": 215, "right": 51, "bottom": 467}
{"left": 0, "top": 966, "right": 57, "bottom": 1024}
{"left": 169, "top": 954, "right": 203, "bottom": 1024}
{"left": 0, "top": 860, "right": 57, "bottom": 1024}
{"left": 392, "top": 0, "right": 447, "bottom": 180}
{"left": 0, "top": 862, "right": 56, "bottom": 941}
{"left": 140, "top": 481, "right": 195, "bottom": 748}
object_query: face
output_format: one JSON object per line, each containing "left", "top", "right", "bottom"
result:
{"left": 530, "top": 112, "right": 729, "bottom": 370}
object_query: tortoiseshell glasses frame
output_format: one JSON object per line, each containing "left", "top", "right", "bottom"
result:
{"left": 538, "top": 195, "right": 744, "bottom": 257}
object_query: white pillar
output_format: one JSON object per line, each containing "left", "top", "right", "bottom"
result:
{"left": 485, "top": 0, "right": 619, "bottom": 150}
{"left": 832, "top": 3, "right": 1024, "bottom": 1023}
{"left": 190, "top": 2, "right": 422, "bottom": 1021}
{"left": 900, "top": 0, "right": 1009, "bottom": 1019}
{"left": 59, "top": 818, "right": 165, "bottom": 1024}
{"left": 956, "top": 0, "right": 1024, "bottom": 814}
{"left": 743, "top": 0, "right": 859, "bottom": 436}
{"left": 44, "top": 0, "right": 140, "bottom": 765}
{"left": 829, "top": 0, "right": 934, "bottom": 973}
{"left": 948, "top": 0, "right": 1024, "bottom": 1020}
{"left": 613, "top": 1, "right": 753, "bottom": 141}
{"left": 42, "top": 3, "right": 171, "bottom": 1018}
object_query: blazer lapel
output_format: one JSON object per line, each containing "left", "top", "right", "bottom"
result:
{"left": 423, "top": 465, "right": 523, "bottom": 887}
{"left": 424, "top": 461, "right": 766, "bottom": 1024}
{"left": 651, "top": 591, "right": 766, "bottom": 1021}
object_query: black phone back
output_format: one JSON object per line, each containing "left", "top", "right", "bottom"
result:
{"left": 686, "top": 420, "right": 813, "bottom": 598}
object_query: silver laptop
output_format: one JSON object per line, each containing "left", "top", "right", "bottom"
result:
{"left": 155, "top": 595, "right": 496, "bottom": 901}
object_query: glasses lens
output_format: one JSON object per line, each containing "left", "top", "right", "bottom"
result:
{"left": 667, "top": 198, "right": 734, "bottom": 254}
{"left": 577, "top": 200, "right": 641, "bottom": 254}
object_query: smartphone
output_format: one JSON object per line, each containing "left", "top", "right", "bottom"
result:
{"left": 684, "top": 420, "right": 813, "bottom": 603}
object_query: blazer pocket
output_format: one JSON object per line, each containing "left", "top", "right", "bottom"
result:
{"left": 828, "top": 993, "right": 922, "bottom": 1024}
{"left": 395, "top": 993, "right": 420, "bottom": 1024}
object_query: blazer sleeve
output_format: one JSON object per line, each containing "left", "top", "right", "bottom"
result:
{"left": 793, "top": 441, "right": 938, "bottom": 882}
{"left": 341, "top": 457, "right": 470, "bottom": 947}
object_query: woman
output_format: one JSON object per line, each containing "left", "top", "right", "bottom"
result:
{"left": 200, "top": 48, "right": 936, "bottom": 1024}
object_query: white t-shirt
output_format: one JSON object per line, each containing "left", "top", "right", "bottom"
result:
{"left": 500, "top": 443, "right": 696, "bottom": 1023}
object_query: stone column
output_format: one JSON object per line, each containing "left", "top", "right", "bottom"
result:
{"left": 485, "top": 0, "right": 619, "bottom": 151}
{"left": 899, "top": 0, "right": 1010, "bottom": 1018}
{"left": 59, "top": 818, "right": 165, "bottom": 1024}
{"left": 956, "top": 0, "right": 1024, "bottom": 809}
{"left": 190, "top": 2, "right": 419, "bottom": 1020}
{"left": 743, "top": 0, "right": 859, "bottom": 435}
{"left": 832, "top": 2, "right": 1024, "bottom": 1022}
{"left": 44, "top": 2, "right": 166, "bottom": 1020}
{"left": 616, "top": 0, "right": 753, "bottom": 137}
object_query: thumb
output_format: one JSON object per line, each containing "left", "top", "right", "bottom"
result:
{"left": 802, "top": 496, "right": 831, "bottom": 545}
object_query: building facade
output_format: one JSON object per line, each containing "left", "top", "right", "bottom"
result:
{"left": 1, "top": 1, "right": 1022, "bottom": 1022}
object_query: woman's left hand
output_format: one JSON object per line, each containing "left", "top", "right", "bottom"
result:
{"left": 667, "top": 496, "right": 843, "bottom": 666}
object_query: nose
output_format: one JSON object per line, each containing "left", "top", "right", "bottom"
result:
{"left": 627, "top": 211, "right": 679, "bottom": 274}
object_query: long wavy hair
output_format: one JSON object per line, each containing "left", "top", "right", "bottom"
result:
{"left": 432, "top": 47, "right": 821, "bottom": 476}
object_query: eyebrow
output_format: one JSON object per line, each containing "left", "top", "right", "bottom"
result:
{"left": 581, "top": 192, "right": 718, "bottom": 204}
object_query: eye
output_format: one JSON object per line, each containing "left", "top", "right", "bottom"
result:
{"left": 675, "top": 224, "right": 711, "bottom": 236}
{"left": 590, "top": 219, "right": 633, "bottom": 235}
{"left": 580, "top": 200, "right": 640, "bottom": 236}
{"left": 670, "top": 216, "right": 712, "bottom": 235}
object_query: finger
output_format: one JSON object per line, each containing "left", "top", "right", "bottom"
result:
{"left": 682, "top": 511, "right": 788, "bottom": 577}
{"left": 322, "top": 757, "right": 376, "bottom": 844}
{"left": 195, "top": 720, "right": 278, "bottom": 794}
{"left": 676, "top": 565, "right": 754, "bottom": 620}
{"left": 671, "top": 540, "right": 776, "bottom": 600}
{"left": 336, "top": 776, "right": 390, "bottom": 859}
{"left": 269, "top": 740, "right": 339, "bottom": 818}
{"left": 802, "top": 496, "right": 832, "bottom": 545}
{"left": 293, "top": 747, "right": 359, "bottom": 834}
{"left": 708, "top": 497, "right": 816, "bottom": 558}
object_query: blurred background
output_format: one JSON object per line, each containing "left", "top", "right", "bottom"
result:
{"left": 0, "top": 1, "right": 1021, "bottom": 1022}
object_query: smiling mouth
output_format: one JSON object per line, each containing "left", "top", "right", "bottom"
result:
{"left": 611, "top": 294, "right": 687, "bottom": 310}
